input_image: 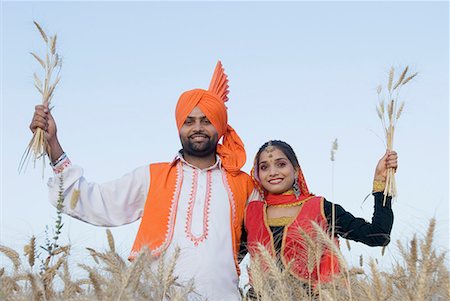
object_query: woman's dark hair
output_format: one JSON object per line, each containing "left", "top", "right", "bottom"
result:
{"left": 255, "top": 140, "right": 300, "bottom": 170}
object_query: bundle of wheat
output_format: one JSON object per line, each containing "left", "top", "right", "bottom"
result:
{"left": 376, "top": 66, "right": 417, "bottom": 205}
{"left": 19, "top": 21, "right": 62, "bottom": 177}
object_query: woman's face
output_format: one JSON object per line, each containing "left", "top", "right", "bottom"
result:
{"left": 257, "top": 147, "right": 297, "bottom": 194}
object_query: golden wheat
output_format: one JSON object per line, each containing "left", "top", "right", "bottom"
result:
{"left": 1, "top": 219, "right": 448, "bottom": 300}
{"left": 106, "top": 229, "right": 115, "bottom": 253}
{"left": 375, "top": 66, "right": 417, "bottom": 205}
{"left": 19, "top": 21, "right": 62, "bottom": 176}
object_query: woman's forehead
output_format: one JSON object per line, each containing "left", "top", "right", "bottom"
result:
{"left": 259, "top": 147, "right": 287, "bottom": 162}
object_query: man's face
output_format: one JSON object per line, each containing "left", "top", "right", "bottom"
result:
{"left": 179, "top": 106, "right": 219, "bottom": 157}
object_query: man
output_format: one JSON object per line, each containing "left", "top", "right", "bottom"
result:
{"left": 30, "top": 61, "right": 256, "bottom": 300}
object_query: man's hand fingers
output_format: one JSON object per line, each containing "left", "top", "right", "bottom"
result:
{"left": 30, "top": 119, "right": 47, "bottom": 131}
{"left": 30, "top": 113, "right": 48, "bottom": 132}
{"left": 34, "top": 109, "right": 48, "bottom": 120}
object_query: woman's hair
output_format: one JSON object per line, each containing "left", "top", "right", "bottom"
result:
{"left": 255, "top": 140, "right": 300, "bottom": 170}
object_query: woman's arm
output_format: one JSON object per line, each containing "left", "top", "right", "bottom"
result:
{"left": 324, "top": 195, "right": 393, "bottom": 246}
{"left": 324, "top": 150, "right": 398, "bottom": 246}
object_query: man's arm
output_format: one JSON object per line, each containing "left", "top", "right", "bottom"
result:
{"left": 31, "top": 104, "right": 149, "bottom": 226}
{"left": 48, "top": 161, "right": 149, "bottom": 226}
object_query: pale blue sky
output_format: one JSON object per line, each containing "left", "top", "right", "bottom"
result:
{"left": 1, "top": 1, "right": 449, "bottom": 273}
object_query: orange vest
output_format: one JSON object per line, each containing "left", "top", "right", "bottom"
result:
{"left": 245, "top": 197, "right": 340, "bottom": 284}
{"left": 130, "top": 161, "right": 254, "bottom": 274}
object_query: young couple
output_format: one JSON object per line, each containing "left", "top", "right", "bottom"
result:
{"left": 30, "top": 61, "right": 397, "bottom": 300}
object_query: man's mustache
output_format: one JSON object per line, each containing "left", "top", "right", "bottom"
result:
{"left": 189, "top": 132, "right": 210, "bottom": 139}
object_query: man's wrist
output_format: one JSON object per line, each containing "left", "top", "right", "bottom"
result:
{"left": 51, "top": 152, "right": 67, "bottom": 167}
{"left": 50, "top": 152, "right": 72, "bottom": 174}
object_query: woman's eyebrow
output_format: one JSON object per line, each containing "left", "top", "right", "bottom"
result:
{"left": 274, "top": 157, "right": 287, "bottom": 162}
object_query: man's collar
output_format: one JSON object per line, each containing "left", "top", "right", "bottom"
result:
{"left": 171, "top": 151, "right": 222, "bottom": 171}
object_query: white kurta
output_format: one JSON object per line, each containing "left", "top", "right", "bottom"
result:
{"left": 48, "top": 153, "right": 249, "bottom": 301}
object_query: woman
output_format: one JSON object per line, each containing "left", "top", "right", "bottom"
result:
{"left": 244, "top": 140, "right": 397, "bottom": 293}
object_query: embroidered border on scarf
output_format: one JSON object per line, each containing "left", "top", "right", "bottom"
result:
{"left": 152, "top": 161, "right": 183, "bottom": 257}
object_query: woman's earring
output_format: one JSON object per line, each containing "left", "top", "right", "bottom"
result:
{"left": 293, "top": 177, "right": 300, "bottom": 199}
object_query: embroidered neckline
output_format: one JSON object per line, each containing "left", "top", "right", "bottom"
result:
{"left": 174, "top": 152, "right": 222, "bottom": 171}
{"left": 185, "top": 169, "right": 212, "bottom": 246}
{"left": 267, "top": 216, "right": 295, "bottom": 227}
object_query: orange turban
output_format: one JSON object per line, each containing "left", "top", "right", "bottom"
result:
{"left": 175, "top": 61, "right": 246, "bottom": 175}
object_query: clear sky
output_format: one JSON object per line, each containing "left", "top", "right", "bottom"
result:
{"left": 1, "top": 1, "right": 449, "bottom": 274}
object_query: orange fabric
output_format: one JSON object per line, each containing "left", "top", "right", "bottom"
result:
{"left": 208, "top": 61, "right": 230, "bottom": 102}
{"left": 175, "top": 89, "right": 227, "bottom": 136}
{"left": 130, "top": 162, "right": 254, "bottom": 274}
{"left": 174, "top": 61, "right": 246, "bottom": 175}
{"left": 130, "top": 163, "right": 179, "bottom": 257}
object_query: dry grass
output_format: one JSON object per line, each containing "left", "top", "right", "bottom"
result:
{"left": 19, "top": 21, "right": 62, "bottom": 176}
{"left": 375, "top": 66, "right": 418, "bottom": 205}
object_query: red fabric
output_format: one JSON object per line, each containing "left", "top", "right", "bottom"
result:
{"left": 245, "top": 197, "right": 340, "bottom": 284}
{"left": 265, "top": 191, "right": 313, "bottom": 206}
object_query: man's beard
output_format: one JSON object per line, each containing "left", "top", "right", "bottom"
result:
{"left": 181, "top": 132, "right": 218, "bottom": 158}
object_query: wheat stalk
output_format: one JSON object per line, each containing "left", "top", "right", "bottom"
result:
{"left": 329, "top": 138, "right": 339, "bottom": 301}
{"left": 86, "top": 247, "right": 100, "bottom": 264}
{"left": 393, "top": 66, "right": 408, "bottom": 90}
{"left": 23, "top": 236, "right": 36, "bottom": 268}
{"left": 0, "top": 245, "right": 21, "bottom": 272}
{"left": 387, "top": 67, "right": 394, "bottom": 92}
{"left": 19, "top": 21, "right": 62, "bottom": 176}
{"left": 402, "top": 72, "right": 418, "bottom": 85}
{"left": 106, "top": 229, "right": 115, "bottom": 253}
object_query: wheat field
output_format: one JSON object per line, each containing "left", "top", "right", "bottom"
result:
{"left": 1, "top": 218, "right": 448, "bottom": 301}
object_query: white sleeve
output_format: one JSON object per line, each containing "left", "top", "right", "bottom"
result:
{"left": 47, "top": 157, "right": 149, "bottom": 227}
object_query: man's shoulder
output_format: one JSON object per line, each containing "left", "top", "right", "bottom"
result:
{"left": 149, "top": 162, "right": 171, "bottom": 167}
{"left": 149, "top": 162, "right": 174, "bottom": 174}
